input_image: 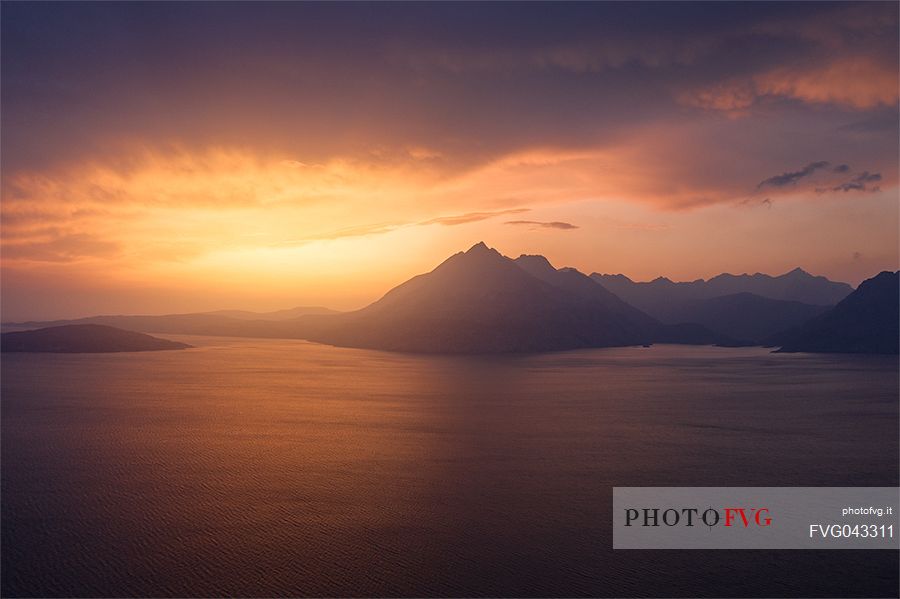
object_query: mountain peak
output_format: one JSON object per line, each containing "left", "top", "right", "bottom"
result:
{"left": 328, "top": 242, "right": 662, "bottom": 352}
{"left": 466, "top": 241, "right": 492, "bottom": 254}
{"left": 590, "top": 273, "right": 635, "bottom": 284}
{"left": 514, "top": 254, "right": 557, "bottom": 276}
{"left": 426, "top": 241, "right": 512, "bottom": 278}
{"left": 516, "top": 253, "right": 551, "bottom": 264}
{"left": 455, "top": 241, "right": 505, "bottom": 265}
{"left": 785, "top": 267, "right": 810, "bottom": 277}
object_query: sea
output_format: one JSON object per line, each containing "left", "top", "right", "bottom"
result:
{"left": 2, "top": 337, "right": 898, "bottom": 597}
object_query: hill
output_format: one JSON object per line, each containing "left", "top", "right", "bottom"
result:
{"left": 773, "top": 271, "right": 899, "bottom": 354}
{"left": 654, "top": 293, "right": 830, "bottom": 343}
{"left": 1, "top": 325, "right": 192, "bottom": 353}
{"left": 3, "top": 313, "right": 282, "bottom": 337}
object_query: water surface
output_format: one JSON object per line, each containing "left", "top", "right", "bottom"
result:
{"left": 3, "top": 338, "right": 898, "bottom": 597}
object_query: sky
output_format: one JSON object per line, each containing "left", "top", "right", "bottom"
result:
{"left": 2, "top": 1, "right": 898, "bottom": 320}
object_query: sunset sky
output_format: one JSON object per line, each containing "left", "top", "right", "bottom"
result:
{"left": 2, "top": 1, "right": 898, "bottom": 320}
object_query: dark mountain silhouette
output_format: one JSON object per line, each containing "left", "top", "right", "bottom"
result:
{"left": 295, "top": 243, "right": 732, "bottom": 353}
{"left": 512, "top": 254, "right": 734, "bottom": 346}
{"left": 513, "top": 254, "right": 659, "bottom": 328}
{"left": 771, "top": 271, "right": 899, "bottom": 354}
{"left": 652, "top": 293, "right": 830, "bottom": 343}
{"left": 1, "top": 324, "right": 191, "bottom": 353}
{"left": 296, "top": 243, "right": 654, "bottom": 353}
{"left": 705, "top": 268, "right": 852, "bottom": 304}
{"left": 591, "top": 268, "right": 852, "bottom": 316}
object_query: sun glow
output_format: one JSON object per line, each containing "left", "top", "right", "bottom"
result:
{"left": 2, "top": 2, "right": 897, "bottom": 320}
{"left": 2, "top": 138, "right": 898, "bottom": 320}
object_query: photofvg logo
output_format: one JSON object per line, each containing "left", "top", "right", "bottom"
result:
{"left": 613, "top": 487, "right": 899, "bottom": 549}
{"left": 624, "top": 506, "right": 771, "bottom": 528}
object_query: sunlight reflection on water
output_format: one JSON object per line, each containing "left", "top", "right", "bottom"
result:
{"left": 2, "top": 338, "right": 897, "bottom": 597}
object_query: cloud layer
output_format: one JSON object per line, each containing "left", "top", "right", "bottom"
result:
{"left": 1, "top": 2, "right": 897, "bottom": 318}
{"left": 505, "top": 220, "right": 579, "bottom": 230}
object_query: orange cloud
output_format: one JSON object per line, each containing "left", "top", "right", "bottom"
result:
{"left": 757, "top": 57, "right": 898, "bottom": 109}
{"left": 682, "top": 57, "right": 898, "bottom": 113}
{"left": 2, "top": 151, "right": 407, "bottom": 269}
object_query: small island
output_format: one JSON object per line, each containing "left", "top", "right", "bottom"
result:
{"left": 1, "top": 324, "right": 192, "bottom": 353}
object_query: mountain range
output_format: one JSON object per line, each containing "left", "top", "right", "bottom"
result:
{"left": 591, "top": 268, "right": 853, "bottom": 309}
{"left": 294, "top": 243, "right": 730, "bottom": 353}
{"left": 3, "top": 243, "right": 894, "bottom": 355}
{"left": 589, "top": 268, "right": 852, "bottom": 343}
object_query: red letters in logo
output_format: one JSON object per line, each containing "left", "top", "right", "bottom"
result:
{"left": 724, "top": 507, "right": 771, "bottom": 527}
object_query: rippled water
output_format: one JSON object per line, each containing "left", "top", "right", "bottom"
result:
{"left": 2, "top": 338, "right": 898, "bottom": 597}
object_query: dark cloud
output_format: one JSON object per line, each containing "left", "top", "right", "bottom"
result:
{"left": 505, "top": 220, "right": 579, "bottom": 230}
{"left": 831, "top": 164, "right": 850, "bottom": 173}
{"left": 738, "top": 197, "right": 774, "bottom": 209}
{"left": 757, "top": 161, "right": 830, "bottom": 188}
{"left": 855, "top": 171, "right": 882, "bottom": 183}
{"left": 831, "top": 171, "right": 882, "bottom": 193}
{"left": 838, "top": 111, "right": 900, "bottom": 135}
{"left": 1, "top": 2, "right": 896, "bottom": 179}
